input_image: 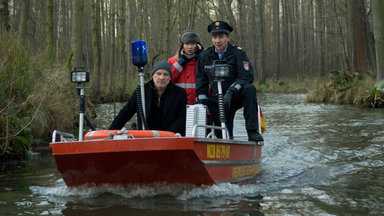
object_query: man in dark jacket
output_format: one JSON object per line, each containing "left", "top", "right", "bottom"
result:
{"left": 195, "top": 21, "right": 263, "bottom": 142}
{"left": 109, "top": 60, "right": 187, "bottom": 136}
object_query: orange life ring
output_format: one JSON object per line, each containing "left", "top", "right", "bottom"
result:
{"left": 84, "top": 130, "right": 177, "bottom": 140}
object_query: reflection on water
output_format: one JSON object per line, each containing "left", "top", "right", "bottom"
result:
{"left": 1, "top": 93, "right": 383, "bottom": 215}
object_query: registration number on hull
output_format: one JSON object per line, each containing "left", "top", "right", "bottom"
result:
{"left": 207, "top": 144, "right": 230, "bottom": 159}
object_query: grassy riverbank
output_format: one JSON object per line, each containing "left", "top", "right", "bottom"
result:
{"left": 256, "top": 78, "right": 314, "bottom": 93}
{"left": 0, "top": 32, "right": 77, "bottom": 160}
{"left": 257, "top": 72, "right": 384, "bottom": 108}
{"left": 0, "top": 34, "right": 142, "bottom": 161}
{"left": 305, "top": 71, "right": 384, "bottom": 108}
{"left": 0, "top": 32, "right": 138, "bottom": 161}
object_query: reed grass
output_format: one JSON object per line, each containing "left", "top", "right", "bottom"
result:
{"left": 256, "top": 77, "right": 314, "bottom": 93}
{"left": 1, "top": 31, "right": 139, "bottom": 160}
{"left": 0, "top": 32, "right": 79, "bottom": 160}
{"left": 306, "top": 71, "right": 383, "bottom": 107}
{"left": 257, "top": 73, "right": 383, "bottom": 108}
{"left": 1, "top": 31, "right": 37, "bottom": 160}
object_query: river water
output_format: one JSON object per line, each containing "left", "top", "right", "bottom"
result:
{"left": 1, "top": 93, "right": 383, "bottom": 215}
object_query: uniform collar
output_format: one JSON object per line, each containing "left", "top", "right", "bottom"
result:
{"left": 215, "top": 46, "right": 228, "bottom": 60}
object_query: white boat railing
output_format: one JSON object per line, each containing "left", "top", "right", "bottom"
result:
{"left": 191, "top": 124, "right": 230, "bottom": 139}
{"left": 52, "top": 130, "right": 76, "bottom": 143}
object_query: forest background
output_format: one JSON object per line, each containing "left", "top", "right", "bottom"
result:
{"left": 1, "top": 0, "right": 384, "bottom": 160}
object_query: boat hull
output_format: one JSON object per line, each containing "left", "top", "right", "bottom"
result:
{"left": 50, "top": 137, "right": 262, "bottom": 186}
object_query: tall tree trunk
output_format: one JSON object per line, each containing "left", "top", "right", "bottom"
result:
{"left": 108, "top": 0, "right": 116, "bottom": 92}
{"left": 332, "top": 0, "right": 349, "bottom": 70}
{"left": 286, "top": 1, "right": 292, "bottom": 76}
{"left": 223, "top": 0, "right": 238, "bottom": 41}
{"left": 143, "top": 0, "right": 150, "bottom": 62}
{"left": 249, "top": 0, "right": 258, "bottom": 81}
{"left": 118, "top": 0, "right": 127, "bottom": 92}
{"left": 301, "top": 0, "right": 308, "bottom": 77}
{"left": 259, "top": 0, "right": 266, "bottom": 83}
{"left": 282, "top": 1, "right": 289, "bottom": 78}
{"left": 101, "top": 0, "right": 108, "bottom": 86}
{"left": 273, "top": 0, "right": 280, "bottom": 80}
{"left": 45, "top": 0, "right": 54, "bottom": 59}
{"left": 217, "top": 0, "right": 226, "bottom": 20}
{"left": 91, "top": 0, "right": 101, "bottom": 94}
{"left": 294, "top": 0, "right": 300, "bottom": 75}
{"left": 238, "top": 0, "right": 245, "bottom": 48}
{"left": 127, "top": 0, "right": 137, "bottom": 78}
{"left": 56, "top": 0, "right": 62, "bottom": 60}
{"left": 372, "top": 0, "right": 384, "bottom": 83}
{"left": 162, "top": 0, "right": 175, "bottom": 59}
{"left": 187, "top": 0, "right": 198, "bottom": 29}
{"left": 316, "top": 0, "right": 325, "bottom": 77}
{"left": 308, "top": 0, "right": 316, "bottom": 76}
{"left": 64, "top": 1, "right": 71, "bottom": 53}
{"left": 0, "top": 0, "right": 10, "bottom": 31}
{"left": 17, "top": 0, "right": 29, "bottom": 47}
{"left": 365, "top": 7, "right": 376, "bottom": 73}
{"left": 84, "top": 1, "right": 93, "bottom": 71}
{"left": 71, "top": 0, "right": 85, "bottom": 67}
{"left": 164, "top": 0, "right": 171, "bottom": 59}
{"left": 96, "top": 0, "right": 102, "bottom": 89}
{"left": 138, "top": 0, "right": 144, "bottom": 40}
{"left": 350, "top": 0, "right": 367, "bottom": 72}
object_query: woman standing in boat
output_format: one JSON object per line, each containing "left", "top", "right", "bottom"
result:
{"left": 109, "top": 60, "right": 187, "bottom": 136}
{"left": 168, "top": 29, "right": 203, "bottom": 105}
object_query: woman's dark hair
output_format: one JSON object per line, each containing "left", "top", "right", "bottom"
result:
{"left": 175, "top": 42, "right": 204, "bottom": 58}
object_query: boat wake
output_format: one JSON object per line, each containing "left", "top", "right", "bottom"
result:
{"left": 30, "top": 180, "right": 263, "bottom": 201}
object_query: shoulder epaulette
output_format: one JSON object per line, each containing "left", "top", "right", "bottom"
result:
{"left": 230, "top": 44, "right": 243, "bottom": 51}
{"left": 203, "top": 46, "right": 214, "bottom": 52}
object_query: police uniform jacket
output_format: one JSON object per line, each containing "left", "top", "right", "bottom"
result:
{"left": 195, "top": 43, "right": 255, "bottom": 98}
{"left": 109, "top": 80, "right": 187, "bottom": 135}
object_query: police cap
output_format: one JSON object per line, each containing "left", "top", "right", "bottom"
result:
{"left": 207, "top": 21, "right": 233, "bottom": 35}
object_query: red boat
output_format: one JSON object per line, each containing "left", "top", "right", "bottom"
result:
{"left": 50, "top": 129, "right": 263, "bottom": 186}
{"left": 53, "top": 51, "right": 264, "bottom": 186}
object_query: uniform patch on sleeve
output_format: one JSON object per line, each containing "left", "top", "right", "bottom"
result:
{"left": 243, "top": 61, "right": 249, "bottom": 71}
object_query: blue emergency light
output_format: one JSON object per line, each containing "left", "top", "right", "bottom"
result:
{"left": 131, "top": 40, "right": 148, "bottom": 67}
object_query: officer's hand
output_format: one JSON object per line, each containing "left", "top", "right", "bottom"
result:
{"left": 223, "top": 90, "right": 233, "bottom": 111}
{"left": 177, "top": 54, "right": 188, "bottom": 66}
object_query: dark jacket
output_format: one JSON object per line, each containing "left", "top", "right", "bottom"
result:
{"left": 109, "top": 80, "right": 187, "bottom": 135}
{"left": 195, "top": 43, "right": 255, "bottom": 97}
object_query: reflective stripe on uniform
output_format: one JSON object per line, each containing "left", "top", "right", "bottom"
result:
{"left": 173, "top": 61, "right": 183, "bottom": 72}
{"left": 230, "top": 83, "right": 242, "bottom": 91}
{"left": 175, "top": 83, "right": 196, "bottom": 89}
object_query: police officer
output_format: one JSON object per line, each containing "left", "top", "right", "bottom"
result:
{"left": 195, "top": 21, "right": 263, "bottom": 142}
